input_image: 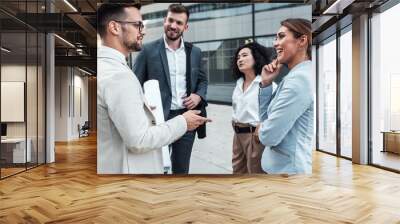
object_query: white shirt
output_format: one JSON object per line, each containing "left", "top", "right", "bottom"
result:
{"left": 164, "top": 34, "right": 187, "bottom": 110}
{"left": 97, "top": 46, "right": 187, "bottom": 174}
{"left": 232, "top": 76, "right": 262, "bottom": 127}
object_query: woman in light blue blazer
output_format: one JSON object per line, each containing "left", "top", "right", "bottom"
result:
{"left": 258, "top": 18, "right": 314, "bottom": 174}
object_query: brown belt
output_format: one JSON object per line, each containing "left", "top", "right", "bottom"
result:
{"left": 232, "top": 122, "right": 256, "bottom": 134}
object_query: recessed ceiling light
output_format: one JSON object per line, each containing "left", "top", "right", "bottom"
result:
{"left": 63, "top": 0, "right": 78, "bottom": 12}
{"left": 1, "top": 47, "right": 11, "bottom": 53}
{"left": 54, "top": 34, "right": 75, "bottom": 48}
{"left": 78, "top": 67, "right": 92, "bottom": 76}
{"left": 323, "top": 0, "right": 355, "bottom": 15}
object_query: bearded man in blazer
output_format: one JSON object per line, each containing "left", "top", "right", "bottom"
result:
{"left": 133, "top": 4, "right": 208, "bottom": 174}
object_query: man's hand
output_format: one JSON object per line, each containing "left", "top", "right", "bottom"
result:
{"left": 260, "top": 59, "right": 283, "bottom": 87}
{"left": 183, "top": 93, "right": 202, "bottom": 110}
{"left": 182, "top": 110, "right": 211, "bottom": 131}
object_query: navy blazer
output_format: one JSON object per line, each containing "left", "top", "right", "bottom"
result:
{"left": 133, "top": 37, "right": 208, "bottom": 138}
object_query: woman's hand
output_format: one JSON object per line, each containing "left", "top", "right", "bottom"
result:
{"left": 260, "top": 59, "right": 283, "bottom": 87}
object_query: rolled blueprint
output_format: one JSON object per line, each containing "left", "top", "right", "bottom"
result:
{"left": 143, "top": 80, "right": 171, "bottom": 173}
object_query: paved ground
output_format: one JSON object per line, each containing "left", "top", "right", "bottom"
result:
{"left": 190, "top": 103, "right": 234, "bottom": 174}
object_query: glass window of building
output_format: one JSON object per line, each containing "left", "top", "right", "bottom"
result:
{"left": 317, "top": 35, "right": 337, "bottom": 155}
{"left": 312, "top": 45, "right": 317, "bottom": 150}
{"left": 255, "top": 36, "right": 275, "bottom": 48}
{"left": 0, "top": 0, "right": 46, "bottom": 179}
{"left": 136, "top": 3, "right": 311, "bottom": 103}
{"left": 371, "top": 2, "right": 400, "bottom": 171}
{"left": 1, "top": 6, "right": 28, "bottom": 178}
{"left": 339, "top": 26, "right": 352, "bottom": 159}
{"left": 254, "top": 3, "right": 310, "bottom": 38}
{"left": 194, "top": 38, "right": 248, "bottom": 85}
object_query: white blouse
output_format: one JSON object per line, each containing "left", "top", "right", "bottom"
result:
{"left": 232, "top": 75, "right": 262, "bottom": 127}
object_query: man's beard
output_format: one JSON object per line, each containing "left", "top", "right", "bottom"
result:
{"left": 121, "top": 27, "right": 142, "bottom": 51}
{"left": 124, "top": 39, "right": 142, "bottom": 51}
{"left": 165, "top": 28, "right": 182, "bottom": 41}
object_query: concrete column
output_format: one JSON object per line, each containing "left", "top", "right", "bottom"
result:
{"left": 54, "top": 67, "right": 71, "bottom": 141}
{"left": 352, "top": 14, "right": 369, "bottom": 164}
{"left": 46, "top": 34, "right": 55, "bottom": 163}
{"left": 46, "top": 0, "right": 55, "bottom": 163}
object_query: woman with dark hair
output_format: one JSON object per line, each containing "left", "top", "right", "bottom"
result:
{"left": 258, "top": 18, "right": 313, "bottom": 174}
{"left": 231, "top": 41, "right": 276, "bottom": 174}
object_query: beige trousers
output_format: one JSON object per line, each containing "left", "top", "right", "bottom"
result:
{"left": 232, "top": 126, "right": 265, "bottom": 174}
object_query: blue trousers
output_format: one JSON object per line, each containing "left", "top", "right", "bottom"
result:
{"left": 168, "top": 109, "right": 196, "bottom": 174}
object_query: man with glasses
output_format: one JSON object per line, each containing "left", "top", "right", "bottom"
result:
{"left": 134, "top": 4, "right": 208, "bottom": 174}
{"left": 97, "top": 3, "right": 209, "bottom": 174}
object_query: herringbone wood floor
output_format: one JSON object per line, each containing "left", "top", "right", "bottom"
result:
{"left": 1, "top": 134, "right": 400, "bottom": 223}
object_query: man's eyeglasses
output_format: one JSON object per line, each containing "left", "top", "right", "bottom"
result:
{"left": 115, "top": 20, "right": 144, "bottom": 32}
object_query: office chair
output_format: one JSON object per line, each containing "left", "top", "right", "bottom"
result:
{"left": 79, "top": 121, "right": 90, "bottom": 138}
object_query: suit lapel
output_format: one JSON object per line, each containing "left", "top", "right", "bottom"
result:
{"left": 159, "top": 39, "right": 172, "bottom": 91}
{"left": 184, "top": 42, "right": 193, "bottom": 96}
{"left": 268, "top": 81, "right": 284, "bottom": 113}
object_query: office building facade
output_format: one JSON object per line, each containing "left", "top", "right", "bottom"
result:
{"left": 133, "top": 3, "right": 310, "bottom": 103}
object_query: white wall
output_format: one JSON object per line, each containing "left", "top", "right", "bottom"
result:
{"left": 55, "top": 66, "right": 68, "bottom": 141}
{"left": 72, "top": 73, "right": 89, "bottom": 138}
{"left": 1, "top": 65, "right": 34, "bottom": 138}
{"left": 1, "top": 65, "right": 26, "bottom": 138}
{"left": 1, "top": 63, "right": 46, "bottom": 164}
{"left": 54, "top": 67, "right": 89, "bottom": 141}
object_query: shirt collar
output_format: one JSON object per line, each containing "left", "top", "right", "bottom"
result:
{"left": 238, "top": 75, "right": 261, "bottom": 84}
{"left": 238, "top": 75, "right": 262, "bottom": 92}
{"left": 163, "top": 34, "right": 185, "bottom": 51}
{"left": 254, "top": 75, "right": 262, "bottom": 83}
{"left": 98, "top": 45, "right": 127, "bottom": 66}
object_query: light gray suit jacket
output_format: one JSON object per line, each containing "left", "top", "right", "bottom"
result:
{"left": 259, "top": 61, "right": 314, "bottom": 174}
{"left": 97, "top": 46, "right": 187, "bottom": 174}
{"left": 133, "top": 37, "right": 208, "bottom": 120}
